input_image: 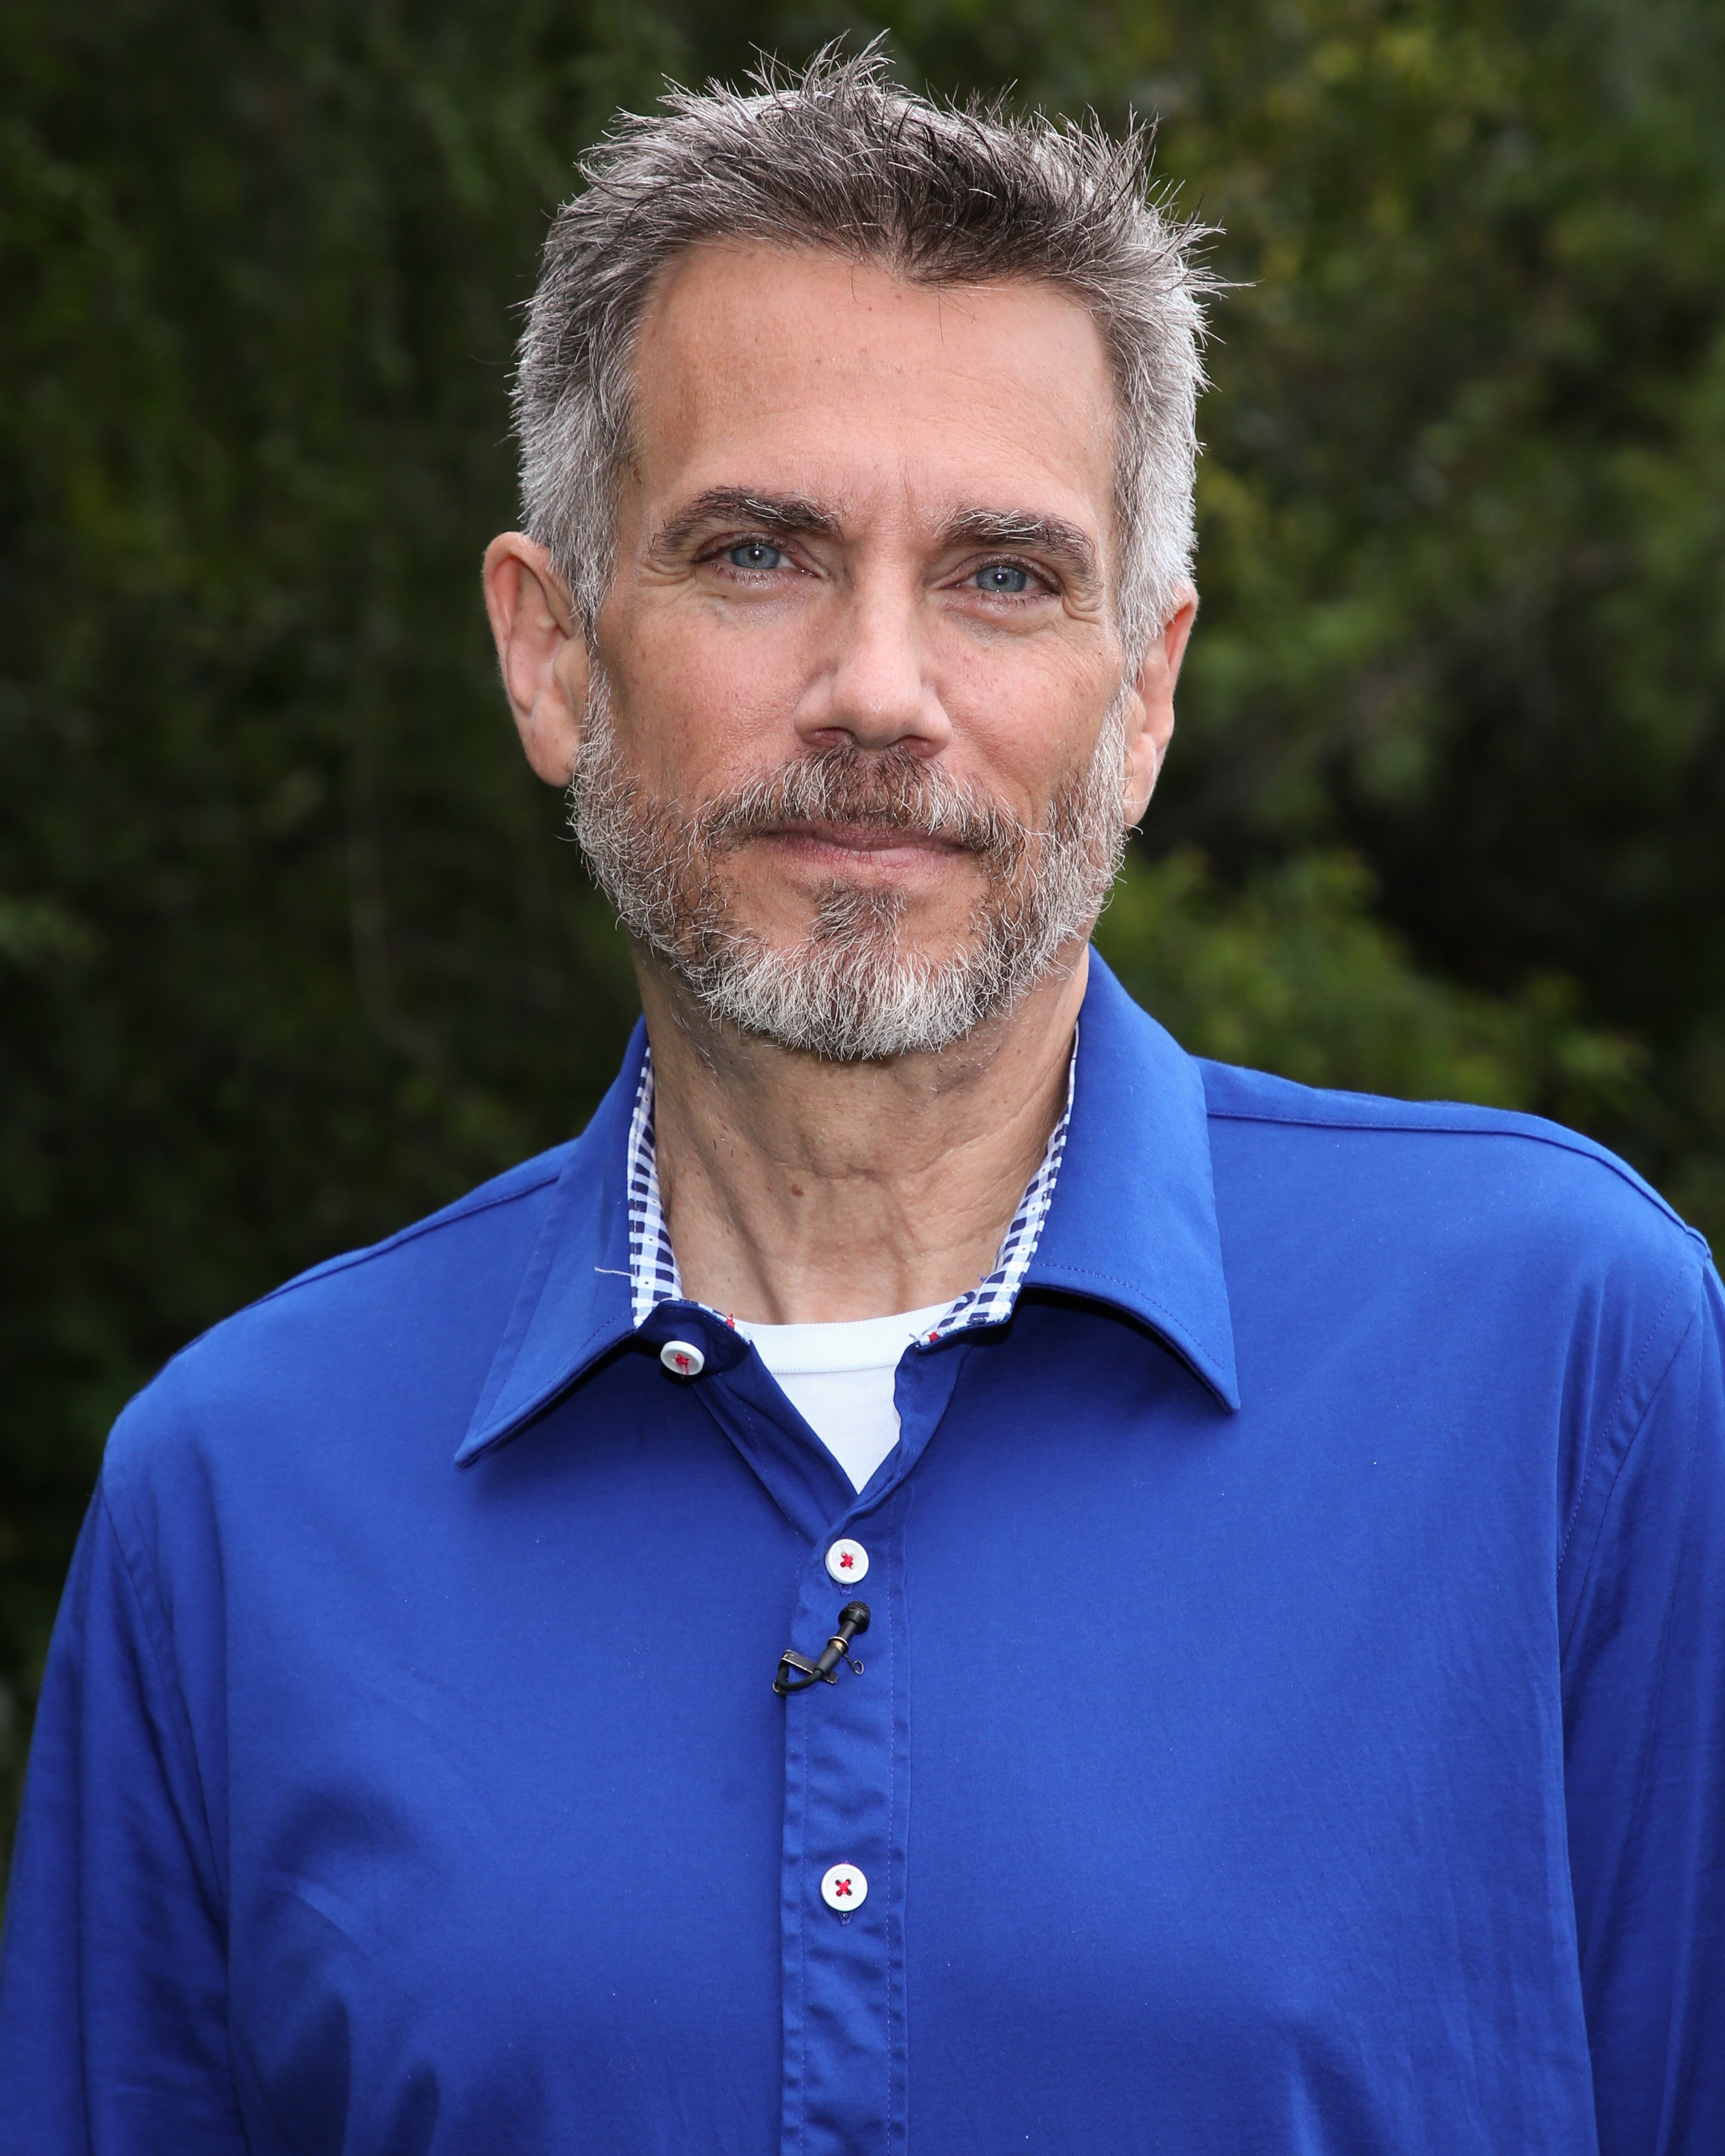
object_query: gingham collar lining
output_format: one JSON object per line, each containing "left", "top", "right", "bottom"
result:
{"left": 626, "top": 1032, "right": 1077, "bottom": 1337}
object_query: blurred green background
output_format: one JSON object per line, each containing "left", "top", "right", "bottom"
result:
{"left": 4, "top": 0, "right": 1722, "bottom": 1862}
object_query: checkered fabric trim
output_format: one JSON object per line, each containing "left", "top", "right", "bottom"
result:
{"left": 624, "top": 1033, "right": 1077, "bottom": 1336}
{"left": 626, "top": 1054, "right": 682, "bottom": 1328}
{"left": 924, "top": 1035, "right": 1074, "bottom": 1341}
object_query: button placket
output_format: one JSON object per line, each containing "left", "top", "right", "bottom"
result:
{"left": 769, "top": 1339, "right": 970, "bottom": 2156}
{"left": 781, "top": 1509, "right": 898, "bottom": 2156}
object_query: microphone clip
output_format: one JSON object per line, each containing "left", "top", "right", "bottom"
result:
{"left": 774, "top": 1601, "right": 871, "bottom": 1696}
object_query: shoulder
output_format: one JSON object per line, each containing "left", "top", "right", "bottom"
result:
{"left": 100, "top": 1140, "right": 580, "bottom": 1507}
{"left": 1197, "top": 1058, "right": 1710, "bottom": 1313}
{"left": 229, "top": 1141, "right": 574, "bottom": 1317}
{"left": 177, "top": 1136, "right": 575, "bottom": 1358}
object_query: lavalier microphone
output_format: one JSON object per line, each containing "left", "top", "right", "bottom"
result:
{"left": 774, "top": 1601, "right": 871, "bottom": 1695}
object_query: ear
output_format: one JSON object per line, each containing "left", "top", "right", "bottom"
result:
{"left": 1120, "top": 589, "right": 1197, "bottom": 827}
{"left": 482, "top": 533, "right": 590, "bottom": 787}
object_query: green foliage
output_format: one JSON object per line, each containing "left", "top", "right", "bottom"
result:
{"left": 2, "top": 0, "right": 1721, "bottom": 1864}
{"left": 1096, "top": 851, "right": 1644, "bottom": 1124}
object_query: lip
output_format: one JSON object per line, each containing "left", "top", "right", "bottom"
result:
{"left": 755, "top": 821, "right": 969, "bottom": 872}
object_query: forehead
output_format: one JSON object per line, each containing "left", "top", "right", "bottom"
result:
{"left": 624, "top": 242, "right": 1119, "bottom": 542}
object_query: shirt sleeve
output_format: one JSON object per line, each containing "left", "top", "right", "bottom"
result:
{"left": 0, "top": 1476, "right": 247, "bottom": 2154}
{"left": 1561, "top": 1255, "right": 1725, "bottom": 2156}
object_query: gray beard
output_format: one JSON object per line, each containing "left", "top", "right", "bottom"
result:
{"left": 568, "top": 672, "right": 1132, "bottom": 1063}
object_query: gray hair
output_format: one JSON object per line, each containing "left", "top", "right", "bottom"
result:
{"left": 513, "top": 47, "right": 1217, "bottom": 665}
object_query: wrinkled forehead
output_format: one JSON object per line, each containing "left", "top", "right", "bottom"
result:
{"left": 619, "top": 240, "right": 1122, "bottom": 560}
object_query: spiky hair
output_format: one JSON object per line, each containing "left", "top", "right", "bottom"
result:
{"left": 514, "top": 46, "right": 1216, "bottom": 661}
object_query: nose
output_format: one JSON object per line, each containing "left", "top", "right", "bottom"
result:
{"left": 794, "top": 573, "right": 953, "bottom": 756}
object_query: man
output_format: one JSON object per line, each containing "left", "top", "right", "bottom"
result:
{"left": 1, "top": 51, "right": 1720, "bottom": 2156}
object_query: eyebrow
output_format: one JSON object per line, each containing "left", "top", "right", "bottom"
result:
{"left": 937, "top": 508, "right": 1101, "bottom": 590}
{"left": 649, "top": 488, "right": 844, "bottom": 558}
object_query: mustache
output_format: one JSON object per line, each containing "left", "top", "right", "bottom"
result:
{"left": 691, "top": 747, "right": 1031, "bottom": 863}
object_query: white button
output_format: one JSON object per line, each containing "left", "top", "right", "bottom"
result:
{"left": 825, "top": 1538, "right": 869, "bottom": 1585}
{"left": 659, "top": 1339, "right": 705, "bottom": 1378}
{"left": 820, "top": 1862, "right": 867, "bottom": 1912}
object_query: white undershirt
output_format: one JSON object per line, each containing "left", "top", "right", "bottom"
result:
{"left": 734, "top": 1304, "right": 952, "bottom": 1492}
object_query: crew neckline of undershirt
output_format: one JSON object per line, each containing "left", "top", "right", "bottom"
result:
{"left": 732, "top": 1303, "right": 954, "bottom": 1371}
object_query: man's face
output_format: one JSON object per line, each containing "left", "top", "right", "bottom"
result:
{"left": 505, "top": 243, "right": 1190, "bottom": 1057}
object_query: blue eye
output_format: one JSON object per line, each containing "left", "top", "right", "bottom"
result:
{"left": 974, "top": 564, "right": 1031, "bottom": 594}
{"left": 726, "top": 540, "right": 785, "bottom": 572}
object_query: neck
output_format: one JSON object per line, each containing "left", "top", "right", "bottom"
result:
{"left": 637, "top": 942, "right": 1089, "bottom": 1324}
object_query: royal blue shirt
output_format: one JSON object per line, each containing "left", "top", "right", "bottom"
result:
{"left": 3, "top": 955, "right": 1722, "bottom": 2155}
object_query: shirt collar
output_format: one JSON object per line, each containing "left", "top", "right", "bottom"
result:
{"left": 457, "top": 949, "right": 1238, "bottom": 1466}
{"left": 1026, "top": 952, "right": 1239, "bottom": 1409}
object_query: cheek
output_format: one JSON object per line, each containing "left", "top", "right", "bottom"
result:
{"left": 608, "top": 605, "right": 811, "bottom": 793}
{"left": 935, "top": 639, "right": 1112, "bottom": 803}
